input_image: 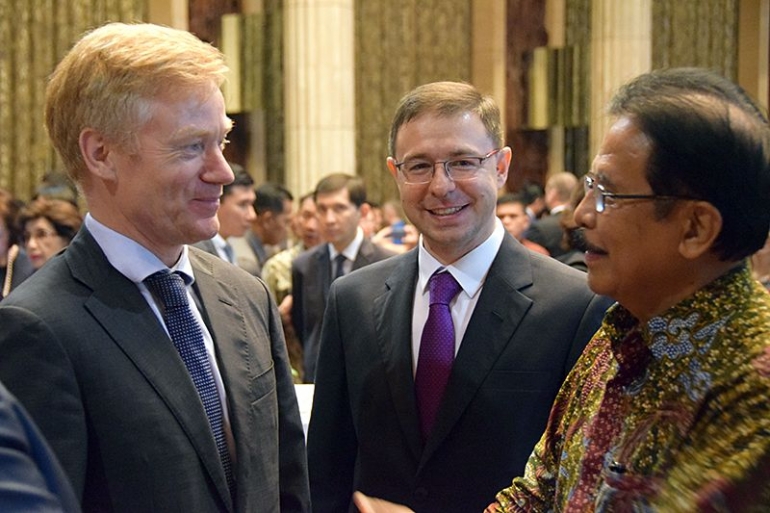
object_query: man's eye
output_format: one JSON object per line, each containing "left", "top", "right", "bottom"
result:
{"left": 184, "top": 142, "right": 205, "bottom": 153}
{"left": 406, "top": 162, "right": 431, "bottom": 173}
{"left": 451, "top": 159, "right": 477, "bottom": 169}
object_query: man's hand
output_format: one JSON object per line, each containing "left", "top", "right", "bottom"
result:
{"left": 353, "top": 492, "right": 415, "bottom": 513}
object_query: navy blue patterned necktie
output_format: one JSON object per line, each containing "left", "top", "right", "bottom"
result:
{"left": 144, "top": 270, "right": 234, "bottom": 491}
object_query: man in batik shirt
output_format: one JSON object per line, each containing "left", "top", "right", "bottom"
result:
{"left": 488, "top": 69, "right": 770, "bottom": 512}
{"left": 354, "top": 68, "right": 770, "bottom": 513}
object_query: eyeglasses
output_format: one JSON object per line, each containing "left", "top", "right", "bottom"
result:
{"left": 583, "top": 175, "right": 698, "bottom": 214}
{"left": 394, "top": 149, "right": 502, "bottom": 185}
{"left": 23, "top": 228, "right": 59, "bottom": 243}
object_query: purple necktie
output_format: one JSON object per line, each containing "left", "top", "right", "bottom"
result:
{"left": 415, "top": 271, "right": 462, "bottom": 440}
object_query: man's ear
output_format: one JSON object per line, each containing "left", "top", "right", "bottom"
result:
{"left": 358, "top": 202, "right": 371, "bottom": 219}
{"left": 679, "top": 201, "right": 722, "bottom": 259}
{"left": 386, "top": 157, "right": 399, "bottom": 180}
{"left": 79, "top": 128, "right": 118, "bottom": 181}
{"left": 495, "top": 147, "right": 512, "bottom": 187}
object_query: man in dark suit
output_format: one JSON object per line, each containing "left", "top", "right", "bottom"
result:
{"left": 0, "top": 23, "right": 309, "bottom": 512}
{"left": 0, "top": 380, "right": 80, "bottom": 512}
{"left": 291, "top": 173, "right": 395, "bottom": 382}
{"left": 525, "top": 172, "right": 578, "bottom": 257}
{"left": 307, "top": 82, "right": 610, "bottom": 512}
{"left": 194, "top": 167, "right": 256, "bottom": 264}
{"left": 230, "top": 182, "right": 294, "bottom": 276}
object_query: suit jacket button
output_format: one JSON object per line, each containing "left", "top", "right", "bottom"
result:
{"left": 413, "top": 488, "right": 428, "bottom": 500}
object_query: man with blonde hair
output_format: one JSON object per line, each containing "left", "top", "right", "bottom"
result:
{"left": 0, "top": 23, "right": 309, "bottom": 512}
{"left": 526, "top": 171, "right": 578, "bottom": 257}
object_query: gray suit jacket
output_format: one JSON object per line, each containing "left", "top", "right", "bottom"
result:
{"left": 291, "top": 239, "right": 395, "bottom": 382}
{"left": 0, "top": 228, "right": 310, "bottom": 512}
{"left": 307, "top": 235, "right": 611, "bottom": 512}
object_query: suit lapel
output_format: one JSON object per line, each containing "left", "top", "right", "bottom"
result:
{"left": 374, "top": 252, "right": 423, "bottom": 461}
{"left": 68, "top": 231, "right": 233, "bottom": 511}
{"left": 189, "top": 250, "right": 254, "bottom": 511}
{"left": 419, "top": 237, "right": 535, "bottom": 466}
{"left": 353, "top": 238, "right": 375, "bottom": 270}
{"left": 317, "top": 246, "right": 333, "bottom": 301}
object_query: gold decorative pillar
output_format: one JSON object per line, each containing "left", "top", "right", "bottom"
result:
{"left": 590, "top": 0, "right": 652, "bottom": 154}
{"left": 738, "top": 0, "right": 770, "bottom": 112}
{"left": 472, "top": 0, "right": 507, "bottom": 122}
{"left": 148, "top": 0, "right": 188, "bottom": 28}
{"left": 284, "top": 0, "right": 356, "bottom": 197}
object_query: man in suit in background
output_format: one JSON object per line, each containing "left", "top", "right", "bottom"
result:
{"left": 526, "top": 172, "right": 578, "bottom": 257}
{"left": 194, "top": 167, "right": 256, "bottom": 264}
{"left": 0, "top": 22, "right": 309, "bottom": 512}
{"left": 307, "top": 82, "right": 610, "bottom": 512}
{"left": 230, "top": 182, "right": 294, "bottom": 276}
{"left": 291, "top": 173, "right": 395, "bottom": 382}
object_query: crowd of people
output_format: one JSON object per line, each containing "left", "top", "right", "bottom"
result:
{"left": 0, "top": 21, "right": 769, "bottom": 513}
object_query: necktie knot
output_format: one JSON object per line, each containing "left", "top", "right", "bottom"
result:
{"left": 144, "top": 270, "right": 190, "bottom": 309}
{"left": 333, "top": 254, "right": 347, "bottom": 280}
{"left": 428, "top": 271, "right": 461, "bottom": 306}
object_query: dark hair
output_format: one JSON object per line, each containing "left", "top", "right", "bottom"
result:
{"left": 313, "top": 173, "right": 367, "bottom": 207}
{"left": 496, "top": 193, "right": 527, "bottom": 208}
{"left": 610, "top": 67, "right": 770, "bottom": 261}
{"left": 0, "top": 188, "right": 24, "bottom": 246}
{"left": 254, "top": 182, "right": 293, "bottom": 215}
{"left": 222, "top": 166, "right": 254, "bottom": 198}
{"left": 18, "top": 197, "right": 83, "bottom": 242}
{"left": 33, "top": 171, "right": 79, "bottom": 206}
{"left": 519, "top": 182, "right": 544, "bottom": 205}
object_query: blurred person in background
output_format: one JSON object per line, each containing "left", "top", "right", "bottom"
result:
{"left": 262, "top": 192, "right": 322, "bottom": 381}
{"left": 0, "top": 188, "right": 34, "bottom": 299}
{"left": 18, "top": 197, "right": 82, "bottom": 270}
{"left": 495, "top": 193, "right": 549, "bottom": 256}
{"left": 230, "top": 182, "right": 293, "bottom": 276}
{"left": 194, "top": 167, "right": 256, "bottom": 264}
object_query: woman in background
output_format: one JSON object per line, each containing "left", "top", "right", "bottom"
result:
{"left": 0, "top": 189, "right": 34, "bottom": 299}
{"left": 18, "top": 198, "right": 82, "bottom": 270}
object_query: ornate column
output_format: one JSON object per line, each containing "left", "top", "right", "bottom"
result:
{"left": 590, "top": 0, "right": 652, "bottom": 154}
{"left": 284, "top": 0, "right": 356, "bottom": 197}
{"left": 472, "top": 0, "right": 507, "bottom": 122}
{"left": 147, "top": 0, "right": 188, "bottom": 29}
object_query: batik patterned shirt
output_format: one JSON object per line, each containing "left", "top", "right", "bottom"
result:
{"left": 261, "top": 243, "right": 304, "bottom": 305}
{"left": 489, "top": 264, "right": 770, "bottom": 512}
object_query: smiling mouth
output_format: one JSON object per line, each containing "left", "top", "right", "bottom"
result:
{"left": 429, "top": 205, "right": 464, "bottom": 216}
{"left": 583, "top": 240, "right": 608, "bottom": 255}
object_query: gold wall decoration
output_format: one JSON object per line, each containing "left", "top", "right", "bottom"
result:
{"left": 354, "top": 0, "right": 472, "bottom": 204}
{"left": 0, "top": 0, "right": 145, "bottom": 200}
{"left": 652, "top": 0, "right": 738, "bottom": 79}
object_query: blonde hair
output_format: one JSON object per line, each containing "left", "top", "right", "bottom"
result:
{"left": 45, "top": 23, "right": 229, "bottom": 183}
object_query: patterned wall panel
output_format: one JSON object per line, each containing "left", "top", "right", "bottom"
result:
{"left": 0, "top": 0, "right": 145, "bottom": 200}
{"left": 355, "top": 0, "right": 472, "bottom": 205}
{"left": 652, "top": 0, "right": 738, "bottom": 79}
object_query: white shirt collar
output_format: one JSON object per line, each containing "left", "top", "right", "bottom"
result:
{"left": 417, "top": 218, "right": 505, "bottom": 300}
{"left": 85, "top": 213, "right": 195, "bottom": 284}
{"left": 328, "top": 226, "right": 365, "bottom": 262}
